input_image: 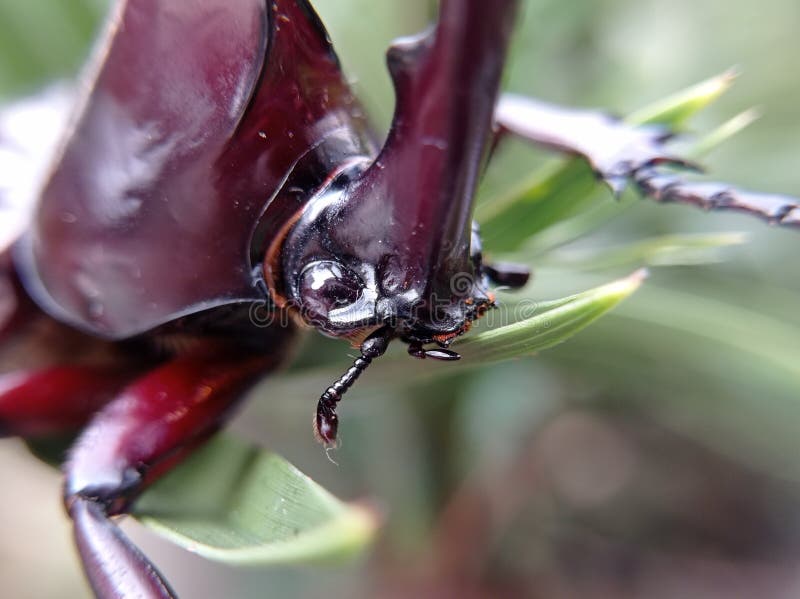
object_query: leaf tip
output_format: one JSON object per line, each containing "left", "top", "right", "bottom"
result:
{"left": 705, "top": 67, "right": 739, "bottom": 100}
{"left": 628, "top": 69, "right": 739, "bottom": 127}
{"left": 607, "top": 267, "right": 648, "bottom": 300}
{"left": 331, "top": 500, "right": 384, "bottom": 559}
{"left": 724, "top": 231, "right": 751, "bottom": 245}
{"left": 739, "top": 106, "right": 763, "bottom": 127}
{"left": 590, "top": 268, "right": 648, "bottom": 306}
{"left": 721, "top": 65, "right": 741, "bottom": 82}
{"left": 350, "top": 500, "right": 384, "bottom": 534}
{"left": 630, "top": 267, "right": 650, "bottom": 284}
{"left": 690, "top": 107, "right": 762, "bottom": 158}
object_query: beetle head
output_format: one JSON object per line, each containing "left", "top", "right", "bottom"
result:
{"left": 271, "top": 163, "right": 495, "bottom": 354}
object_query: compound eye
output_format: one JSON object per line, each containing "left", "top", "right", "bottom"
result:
{"left": 298, "top": 261, "right": 364, "bottom": 325}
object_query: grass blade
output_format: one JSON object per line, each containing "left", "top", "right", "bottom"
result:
{"left": 456, "top": 269, "right": 647, "bottom": 363}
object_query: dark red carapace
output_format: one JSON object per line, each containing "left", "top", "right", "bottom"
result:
{"left": 1, "top": 1, "right": 798, "bottom": 597}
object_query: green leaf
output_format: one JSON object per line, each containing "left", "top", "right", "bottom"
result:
{"left": 133, "top": 434, "right": 379, "bottom": 565}
{"left": 456, "top": 269, "right": 646, "bottom": 363}
{"left": 686, "top": 107, "right": 760, "bottom": 159}
{"left": 539, "top": 232, "right": 748, "bottom": 270}
{"left": 477, "top": 156, "right": 600, "bottom": 252}
{"left": 477, "top": 71, "right": 737, "bottom": 252}
{"left": 625, "top": 69, "right": 737, "bottom": 127}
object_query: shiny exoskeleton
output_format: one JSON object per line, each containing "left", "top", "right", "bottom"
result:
{"left": 1, "top": 1, "right": 798, "bottom": 597}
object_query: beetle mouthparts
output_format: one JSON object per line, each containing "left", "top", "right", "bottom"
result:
{"left": 407, "top": 343, "right": 461, "bottom": 361}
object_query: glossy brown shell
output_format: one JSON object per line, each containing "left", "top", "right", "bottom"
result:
{"left": 15, "top": 0, "right": 373, "bottom": 339}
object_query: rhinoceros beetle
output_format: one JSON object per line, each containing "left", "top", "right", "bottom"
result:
{"left": 1, "top": 0, "right": 798, "bottom": 597}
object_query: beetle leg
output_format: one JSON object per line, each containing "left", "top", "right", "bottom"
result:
{"left": 63, "top": 350, "right": 272, "bottom": 599}
{"left": 632, "top": 169, "right": 800, "bottom": 226}
{"left": 483, "top": 261, "right": 531, "bottom": 289}
{"left": 494, "top": 94, "right": 694, "bottom": 190}
{"left": 1, "top": 263, "right": 149, "bottom": 438}
{"left": 469, "top": 222, "right": 531, "bottom": 289}
{"left": 0, "top": 366, "right": 133, "bottom": 438}
{"left": 494, "top": 94, "right": 800, "bottom": 227}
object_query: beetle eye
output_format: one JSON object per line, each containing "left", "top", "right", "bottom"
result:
{"left": 298, "top": 261, "right": 364, "bottom": 325}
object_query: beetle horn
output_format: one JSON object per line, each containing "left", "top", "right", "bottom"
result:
{"left": 342, "top": 0, "right": 520, "bottom": 303}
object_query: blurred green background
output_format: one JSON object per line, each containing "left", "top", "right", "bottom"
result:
{"left": 1, "top": 0, "right": 799, "bottom": 597}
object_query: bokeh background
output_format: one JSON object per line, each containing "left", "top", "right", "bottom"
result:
{"left": 1, "top": 0, "right": 799, "bottom": 597}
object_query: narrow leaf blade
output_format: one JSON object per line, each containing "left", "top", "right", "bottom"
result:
{"left": 133, "top": 434, "right": 379, "bottom": 565}
{"left": 540, "top": 232, "right": 748, "bottom": 270}
{"left": 456, "top": 269, "right": 646, "bottom": 363}
{"left": 626, "top": 69, "right": 737, "bottom": 127}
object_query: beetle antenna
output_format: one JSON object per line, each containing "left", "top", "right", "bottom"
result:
{"left": 314, "top": 329, "right": 390, "bottom": 446}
